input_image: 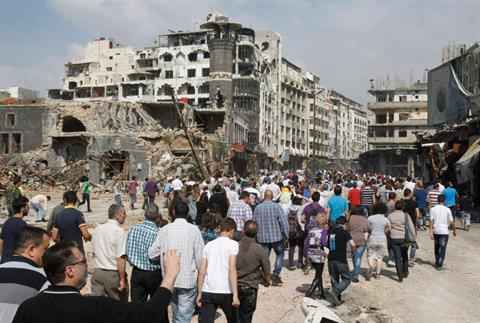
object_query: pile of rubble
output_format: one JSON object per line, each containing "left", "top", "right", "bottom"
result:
{"left": 0, "top": 147, "right": 88, "bottom": 192}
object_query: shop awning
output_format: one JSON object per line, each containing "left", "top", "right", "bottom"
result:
{"left": 456, "top": 138, "right": 480, "bottom": 184}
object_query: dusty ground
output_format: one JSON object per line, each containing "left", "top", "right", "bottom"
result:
{"left": 3, "top": 192, "right": 479, "bottom": 323}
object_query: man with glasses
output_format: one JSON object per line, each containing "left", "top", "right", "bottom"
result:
{"left": 0, "top": 226, "right": 50, "bottom": 323}
{"left": 12, "top": 241, "right": 180, "bottom": 323}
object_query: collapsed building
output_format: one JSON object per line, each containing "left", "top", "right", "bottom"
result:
{"left": 48, "top": 12, "right": 369, "bottom": 171}
{"left": 0, "top": 101, "right": 227, "bottom": 190}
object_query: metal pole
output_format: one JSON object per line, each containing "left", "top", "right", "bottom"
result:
{"left": 313, "top": 90, "right": 316, "bottom": 159}
{"left": 171, "top": 94, "right": 210, "bottom": 180}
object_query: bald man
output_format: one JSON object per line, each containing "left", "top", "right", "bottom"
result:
{"left": 253, "top": 190, "right": 289, "bottom": 286}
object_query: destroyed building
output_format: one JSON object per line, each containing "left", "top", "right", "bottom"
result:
{"left": 45, "top": 12, "right": 368, "bottom": 172}
{"left": 0, "top": 100, "right": 227, "bottom": 190}
{"left": 360, "top": 80, "right": 433, "bottom": 177}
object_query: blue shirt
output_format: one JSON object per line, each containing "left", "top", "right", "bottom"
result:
{"left": 126, "top": 220, "right": 161, "bottom": 271}
{"left": 253, "top": 201, "right": 289, "bottom": 243}
{"left": 414, "top": 188, "right": 428, "bottom": 208}
{"left": 327, "top": 195, "right": 348, "bottom": 222}
{"left": 443, "top": 187, "right": 457, "bottom": 207}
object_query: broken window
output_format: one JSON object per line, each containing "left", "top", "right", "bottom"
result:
{"left": 188, "top": 52, "right": 198, "bottom": 62}
{"left": 6, "top": 113, "right": 16, "bottom": 128}
{"left": 11, "top": 133, "right": 22, "bottom": 153}
{"left": 203, "top": 51, "right": 210, "bottom": 59}
{"left": 399, "top": 113, "right": 409, "bottom": 121}
{"left": 165, "top": 70, "right": 173, "bottom": 79}
{"left": 163, "top": 53, "right": 173, "bottom": 62}
{"left": 399, "top": 95, "right": 407, "bottom": 102}
{"left": 0, "top": 134, "right": 8, "bottom": 154}
{"left": 62, "top": 116, "right": 86, "bottom": 132}
{"left": 202, "top": 68, "right": 210, "bottom": 77}
{"left": 187, "top": 69, "right": 196, "bottom": 78}
{"left": 198, "top": 83, "right": 209, "bottom": 94}
{"left": 398, "top": 130, "right": 408, "bottom": 137}
{"left": 376, "top": 113, "right": 387, "bottom": 124}
{"left": 106, "top": 67, "right": 113, "bottom": 72}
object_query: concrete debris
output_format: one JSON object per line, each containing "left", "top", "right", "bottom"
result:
{"left": 302, "top": 297, "right": 394, "bottom": 323}
{"left": 0, "top": 100, "right": 227, "bottom": 193}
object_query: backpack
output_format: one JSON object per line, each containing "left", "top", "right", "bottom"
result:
{"left": 288, "top": 208, "right": 300, "bottom": 239}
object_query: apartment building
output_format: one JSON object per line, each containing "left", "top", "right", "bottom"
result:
{"left": 362, "top": 81, "right": 431, "bottom": 176}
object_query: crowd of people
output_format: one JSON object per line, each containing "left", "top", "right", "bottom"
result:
{"left": 0, "top": 170, "right": 466, "bottom": 323}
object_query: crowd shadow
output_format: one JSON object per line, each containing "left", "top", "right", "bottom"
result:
{"left": 415, "top": 257, "right": 436, "bottom": 268}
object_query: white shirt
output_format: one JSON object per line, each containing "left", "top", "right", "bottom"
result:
{"left": 431, "top": 204, "right": 453, "bottom": 235}
{"left": 319, "top": 191, "right": 332, "bottom": 208}
{"left": 172, "top": 178, "right": 183, "bottom": 191}
{"left": 30, "top": 195, "right": 48, "bottom": 210}
{"left": 260, "top": 183, "right": 281, "bottom": 200}
{"left": 202, "top": 236, "right": 239, "bottom": 294}
{"left": 92, "top": 220, "right": 127, "bottom": 270}
{"left": 404, "top": 181, "right": 416, "bottom": 192}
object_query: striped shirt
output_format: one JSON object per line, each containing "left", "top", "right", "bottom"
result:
{"left": 227, "top": 200, "right": 253, "bottom": 231}
{"left": 148, "top": 218, "right": 204, "bottom": 289}
{"left": 126, "top": 220, "right": 161, "bottom": 271}
{"left": 428, "top": 189, "right": 441, "bottom": 208}
{"left": 360, "top": 186, "right": 375, "bottom": 206}
{"left": 253, "top": 201, "right": 289, "bottom": 244}
{"left": 0, "top": 256, "right": 49, "bottom": 323}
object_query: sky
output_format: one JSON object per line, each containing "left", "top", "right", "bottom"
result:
{"left": 0, "top": 0, "right": 479, "bottom": 103}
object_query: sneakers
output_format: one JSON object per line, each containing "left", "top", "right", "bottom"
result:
{"left": 351, "top": 277, "right": 360, "bottom": 283}
{"left": 272, "top": 274, "right": 283, "bottom": 286}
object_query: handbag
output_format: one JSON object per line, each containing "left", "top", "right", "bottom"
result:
{"left": 404, "top": 212, "right": 416, "bottom": 244}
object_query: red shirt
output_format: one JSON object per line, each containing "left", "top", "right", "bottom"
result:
{"left": 348, "top": 188, "right": 361, "bottom": 207}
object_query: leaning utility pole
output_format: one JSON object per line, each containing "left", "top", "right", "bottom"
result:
{"left": 171, "top": 94, "right": 211, "bottom": 180}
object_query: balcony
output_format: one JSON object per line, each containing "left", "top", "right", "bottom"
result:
{"left": 367, "top": 101, "right": 427, "bottom": 110}
{"left": 368, "top": 137, "right": 416, "bottom": 145}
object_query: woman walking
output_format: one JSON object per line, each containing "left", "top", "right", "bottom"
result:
{"left": 347, "top": 207, "right": 369, "bottom": 282}
{"left": 367, "top": 202, "right": 391, "bottom": 279}
{"left": 388, "top": 200, "right": 416, "bottom": 282}
{"left": 305, "top": 211, "right": 329, "bottom": 299}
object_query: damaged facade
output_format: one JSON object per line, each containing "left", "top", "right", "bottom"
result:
{"left": 44, "top": 12, "right": 368, "bottom": 174}
{"left": 360, "top": 81, "right": 433, "bottom": 177}
{"left": 423, "top": 42, "right": 480, "bottom": 208}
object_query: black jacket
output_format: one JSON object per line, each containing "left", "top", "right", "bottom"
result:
{"left": 13, "top": 285, "right": 171, "bottom": 323}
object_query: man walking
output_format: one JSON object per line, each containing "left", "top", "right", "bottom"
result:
{"left": 429, "top": 195, "right": 456, "bottom": 270}
{"left": 0, "top": 196, "right": 29, "bottom": 262}
{"left": 327, "top": 216, "right": 356, "bottom": 306}
{"left": 253, "top": 190, "right": 289, "bottom": 286}
{"left": 52, "top": 191, "right": 91, "bottom": 253}
{"left": 5, "top": 177, "right": 23, "bottom": 217}
{"left": 144, "top": 178, "right": 159, "bottom": 209}
{"left": 77, "top": 176, "right": 92, "bottom": 212}
{"left": 0, "top": 226, "right": 50, "bottom": 323}
{"left": 128, "top": 176, "right": 139, "bottom": 210}
{"left": 327, "top": 186, "right": 349, "bottom": 224}
{"left": 126, "top": 205, "right": 164, "bottom": 301}
{"left": 228, "top": 191, "right": 253, "bottom": 240}
{"left": 91, "top": 204, "right": 128, "bottom": 301}
{"left": 196, "top": 218, "right": 240, "bottom": 323}
{"left": 149, "top": 201, "right": 205, "bottom": 323}
{"left": 360, "top": 181, "right": 376, "bottom": 215}
{"left": 236, "top": 220, "right": 271, "bottom": 323}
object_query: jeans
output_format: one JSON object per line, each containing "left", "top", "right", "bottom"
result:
{"left": 328, "top": 260, "right": 351, "bottom": 296}
{"left": 351, "top": 244, "right": 366, "bottom": 279}
{"left": 409, "top": 242, "right": 417, "bottom": 259}
{"left": 78, "top": 193, "right": 91, "bottom": 211}
{"left": 238, "top": 286, "right": 258, "bottom": 323}
{"left": 171, "top": 287, "right": 196, "bottom": 323}
{"left": 31, "top": 202, "right": 46, "bottom": 221}
{"left": 434, "top": 234, "right": 449, "bottom": 267}
{"left": 261, "top": 241, "right": 285, "bottom": 275}
{"left": 391, "top": 239, "right": 409, "bottom": 279}
{"left": 199, "top": 292, "right": 238, "bottom": 323}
